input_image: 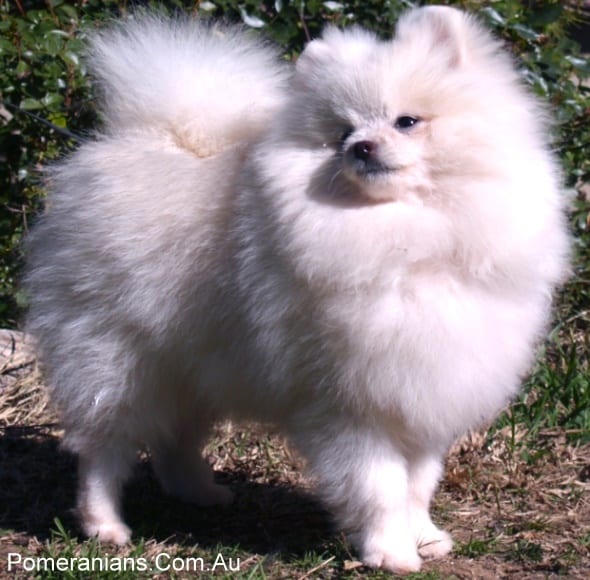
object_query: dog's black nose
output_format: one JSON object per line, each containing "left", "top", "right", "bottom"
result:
{"left": 353, "top": 140, "right": 378, "bottom": 162}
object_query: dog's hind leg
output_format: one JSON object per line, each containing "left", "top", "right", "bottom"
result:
{"left": 150, "top": 417, "right": 234, "bottom": 507}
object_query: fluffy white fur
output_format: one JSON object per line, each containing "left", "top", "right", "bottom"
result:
{"left": 25, "top": 7, "right": 570, "bottom": 573}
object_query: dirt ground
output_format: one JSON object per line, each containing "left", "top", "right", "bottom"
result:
{"left": 1, "top": 329, "right": 588, "bottom": 579}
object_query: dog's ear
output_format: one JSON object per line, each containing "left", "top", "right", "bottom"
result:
{"left": 395, "top": 6, "right": 471, "bottom": 68}
{"left": 295, "top": 26, "right": 380, "bottom": 89}
{"left": 294, "top": 36, "right": 333, "bottom": 80}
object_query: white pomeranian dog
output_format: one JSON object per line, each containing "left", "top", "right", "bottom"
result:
{"left": 25, "top": 5, "right": 570, "bottom": 573}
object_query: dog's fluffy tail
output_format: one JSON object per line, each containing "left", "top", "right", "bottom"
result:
{"left": 87, "top": 15, "right": 289, "bottom": 156}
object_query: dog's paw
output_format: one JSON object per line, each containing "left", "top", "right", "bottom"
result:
{"left": 417, "top": 528, "right": 453, "bottom": 560}
{"left": 361, "top": 534, "right": 422, "bottom": 574}
{"left": 363, "top": 548, "right": 422, "bottom": 574}
{"left": 84, "top": 521, "right": 131, "bottom": 545}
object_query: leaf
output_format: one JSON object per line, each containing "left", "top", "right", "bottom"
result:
{"left": 41, "top": 92, "right": 64, "bottom": 109}
{"left": 48, "top": 29, "right": 71, "bottom": 39}
{"left": 512, "top": 24, "right": 538, "bottom": 43}
{"left": 323, "top": 1, "right": 344, "bottom": 11}
{"left": 41, "top": 31, "right": 65, "bottom": 56}
{"left": 15, "top": 61, "right": 29, "bottom": 76}
{"left": 0, "top": 38, "right": 17, "bottom": 56}
{"left": 57, "top": 4, "right": 79, "bottom": 23}
{"left": 528, "top": 4, "right": 563, "bottom": 28}
{"left": 238, "top": 6, "right": 266, "bottom": 29}
{"left": 565, "top": 55, "right": 590, "bottom": 77}
{"left": 479, "top": 7, "right": 505, "bottom": 28}
{"left": 62, "top": 51, "right": 80, "bottom": 67}
{"left": 48, "top": 113, "right": 67, "bottom": 128}
{"left": 522, "top": 69, "right": 549, "bottom": 96}
{"left": 19, "top": 98, "right": 43, "bottom": 111}
{"left": 199, "top": 1, "right": 216, "bottom": 11}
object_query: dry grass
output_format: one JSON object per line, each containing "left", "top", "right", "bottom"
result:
{"left": 1, "top": 330, "right": 589, "bottom": 579}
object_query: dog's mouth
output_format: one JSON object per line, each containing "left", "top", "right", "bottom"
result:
{"left": 342, "top": 140, "right": 398, "bottom": 181}
{"left": 352, "top": 163, "right": 397, "bottom": 180}
{"left": 337, "top": 141, "right": 411, "bottom": 203}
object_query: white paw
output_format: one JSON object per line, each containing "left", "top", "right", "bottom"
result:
{"left": 417, "top": 528, "right": 453, "bottom": 560}
{"left": 361, "top": 533, "right": 422, "bottom": 574}
{"left": 363, "top": 548, "right": 422, "bottom": 574}
{"left": 84, "top": 521, "right": 131, "bottom": 545}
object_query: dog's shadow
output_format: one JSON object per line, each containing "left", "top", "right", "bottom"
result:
{"left": 0, "top": 425, "right": 76, "bottom": 537}
{"left": 127, "top": 464, "right": 332, "bottom": 555}
{"left": 0, "top": 425, "right": 333, "bottom": 556}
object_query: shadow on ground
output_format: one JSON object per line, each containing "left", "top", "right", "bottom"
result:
{"left": 0, "top": 426, "right": 332, "bottom": 557}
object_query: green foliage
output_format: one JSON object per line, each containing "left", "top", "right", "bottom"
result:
{"left": 497, "top": 335, "right": 590, "bottom": 444}
{"left": 455, "top": 536, "right": 498, "bottom": 558}
{"left": 0, "top": 0, "right": 122, "bottom": 325}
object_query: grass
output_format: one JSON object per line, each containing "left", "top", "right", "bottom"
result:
{"left": 454, "top": 537, "right": 499, "bottom": 559}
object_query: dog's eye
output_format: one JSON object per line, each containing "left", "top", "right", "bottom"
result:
{"left": 340, "top": 127, "right": 354, "bottom": 145}
{"left": 394, "top": 116, "right": 420, "bottom": 131}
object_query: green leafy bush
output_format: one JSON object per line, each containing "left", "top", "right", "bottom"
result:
{"left": 0, "top": 0, "right": 121, "bottom": 324}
